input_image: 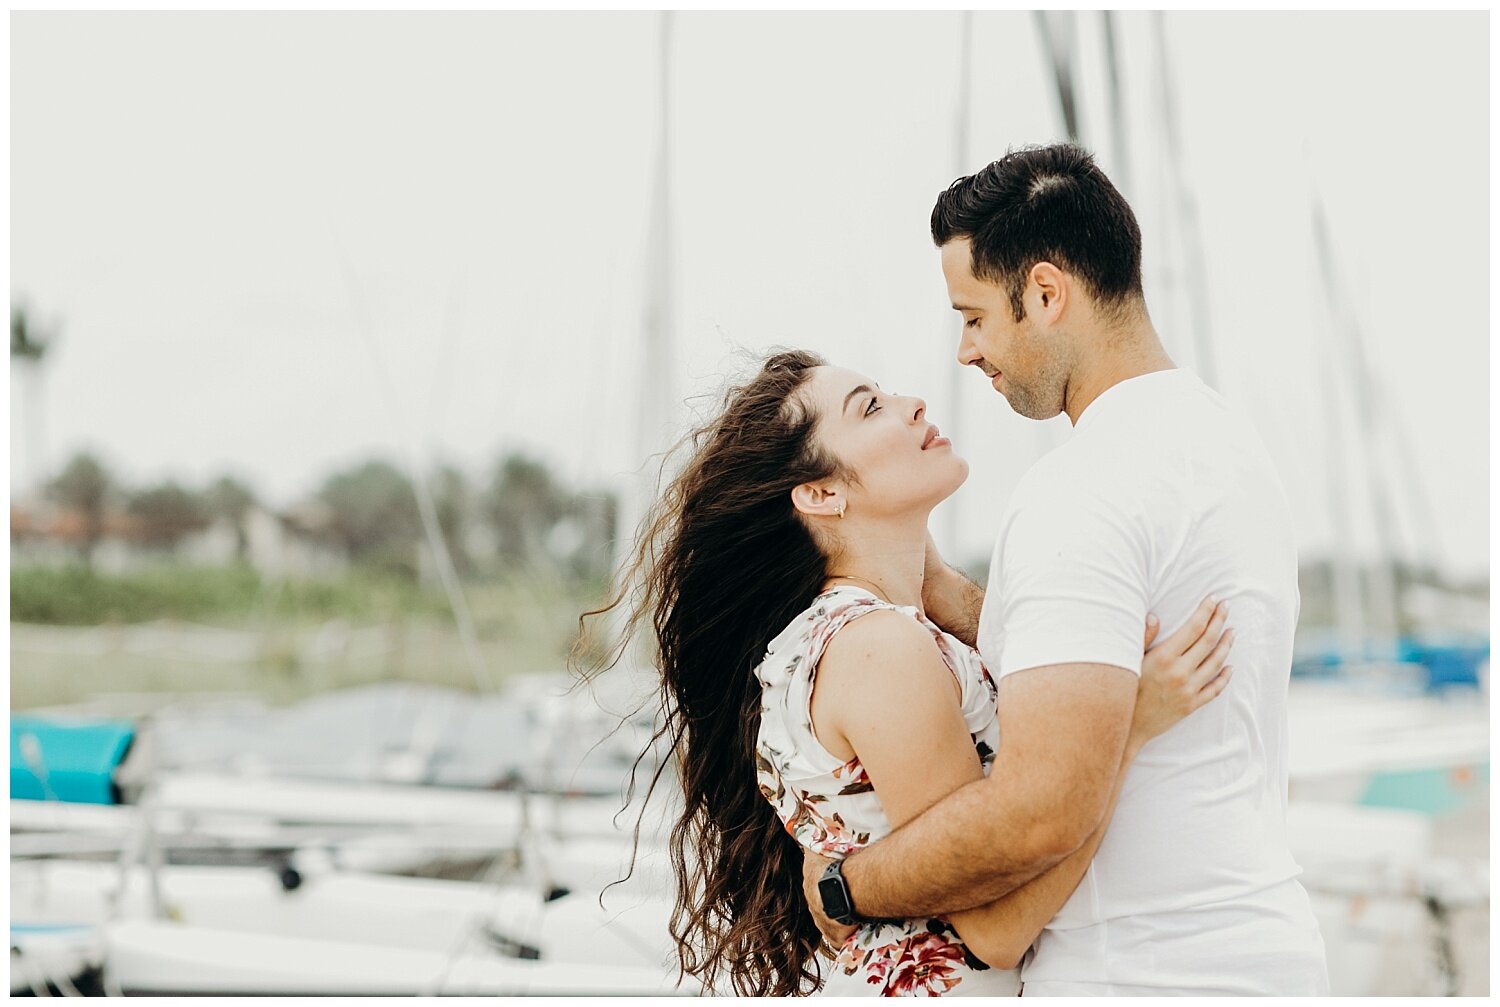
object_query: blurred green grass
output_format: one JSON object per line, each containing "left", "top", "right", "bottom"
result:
{"left": 10, "top": 564, "right": 613, "bottom": 711}
{"left": 10, "top": 563, "right": 455, "bottom": 625}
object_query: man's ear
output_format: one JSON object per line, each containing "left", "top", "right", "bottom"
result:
{"left": 791, "top": 481, "right": 845, "bottom": 519}
{"left": 1028, "top": 261, "right": 1067, "bottom": 322}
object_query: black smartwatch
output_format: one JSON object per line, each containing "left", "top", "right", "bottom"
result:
{"left": 817, "top": 859, "right": 858, "bottom": 926}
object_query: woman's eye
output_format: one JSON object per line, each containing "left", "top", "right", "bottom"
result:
{"left": 864, "top": 397, "right": 881, "bottom": 416}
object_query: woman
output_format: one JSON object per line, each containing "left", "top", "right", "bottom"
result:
{"left": 583, "top": 350, "right": 1232, "bottom": 996}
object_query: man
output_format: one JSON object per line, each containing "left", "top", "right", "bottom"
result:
{"left": 803, "top": 144, "right": 1328, "bottom": 995}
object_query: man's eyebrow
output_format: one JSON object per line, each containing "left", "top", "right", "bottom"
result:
{"left": 842, "top": 384, "right": 875, "bottom": 414}
{"left": 951, "top": 303, "right": 982, "bottom": 312}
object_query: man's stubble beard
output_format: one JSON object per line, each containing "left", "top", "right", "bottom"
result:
{"left": 1004, "top": 384, "right": 1064, "bottom": 421}
{"left": 1000, "top": 334, "right": 1073, "bottom": 422}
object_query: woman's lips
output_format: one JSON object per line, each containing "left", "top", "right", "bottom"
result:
{"left": 921, "top": 426, "right": 950, "bottom": 450}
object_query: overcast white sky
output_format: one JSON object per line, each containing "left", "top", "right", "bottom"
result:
{"left": 10, "top": 11, "right": 1489, "bottom": 578}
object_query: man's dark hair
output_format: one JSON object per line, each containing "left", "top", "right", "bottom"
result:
{"left": 931, "top": 143, "right": 1144, "bottom": 323}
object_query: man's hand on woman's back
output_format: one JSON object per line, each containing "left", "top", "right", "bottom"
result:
{"left": 921, "top": 530, "right": 985, "bottom": 648}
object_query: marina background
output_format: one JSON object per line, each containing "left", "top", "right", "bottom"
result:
{"left": 10, "top": 10, "right": 1489, "bottom": 996}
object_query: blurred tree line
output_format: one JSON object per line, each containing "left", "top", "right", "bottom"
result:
{"left": 312, "top": 454, "right": 618, "bottom": 582}
{"left": 30, "top": 448, "right": 620, "bottom": 585}
{"left": 11, "top": 303, "right": 623, "bottom": 646}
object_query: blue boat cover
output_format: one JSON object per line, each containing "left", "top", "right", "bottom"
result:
{"left": 1292, "top": 633, "right": 1490, "bottom": 692}
{"left": 10, "top": 717, "right": 134, "bottom": 805}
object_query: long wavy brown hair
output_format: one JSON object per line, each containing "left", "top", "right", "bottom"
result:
{"left": 574, "top": 349, "right": 847, "bottom": 996}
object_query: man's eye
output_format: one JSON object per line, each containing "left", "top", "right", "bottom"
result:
{"left": 965, "top": 317, "right": 980, "bottom": 328}
{"left": 865, "top": 397, "right": 881, "bottom": 416}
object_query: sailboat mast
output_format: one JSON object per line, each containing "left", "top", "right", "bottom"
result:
{"left": 1310, "top": 196, "right": 1402, "bottom": 648}
{"left": 610, "top": 12, "right": 677, "bottom": 663}
{"left": 939, "top": 12, "right": 973, "bottom": 560}
{"left": 1100, "top": 12, "right": 1130, "bottom": 195}
{"left": 1307, "top": 194, "right": 1369, "bottom": 663}
{"left": 1034, "top": 12, "right": 1080, "bottom": 143}
{"left": 639, "top": 11, "right": 676, "bottom": 467}
{"left": 1152, "top": 13, "right": 1218, "bottom": 390}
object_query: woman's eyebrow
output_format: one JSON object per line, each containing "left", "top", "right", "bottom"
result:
{"left": 842, "top": 383, "right": 876, "bottom": 414}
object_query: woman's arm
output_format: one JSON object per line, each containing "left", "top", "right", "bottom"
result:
{"left": 944, "top": 597, "right": 1234, "bottom": 969}
{"left": 809, "top": 611, "right": 993, "bottom": 866}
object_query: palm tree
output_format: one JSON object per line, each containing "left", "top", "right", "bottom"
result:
{"left": 206, "top": 475, "right": 258, "bottom": 563}
{"left": 431, "top": 464, "right": 474, "bottom": 576}
{"left": 127, "top": 482, "right": 211, "bottom": 550}
{"left": 47, "top": 452, "right": 113, "bottom": 568}
{"left": 11, "top": 304, "right": 56, "bottom": 499}
{"left": 484, "top": 454, "right": 567, "bottom": 570}
{"left": 317, "top": 459, "right": 422, "bottom": 575}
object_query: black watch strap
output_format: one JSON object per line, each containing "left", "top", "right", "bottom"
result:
{"left": 817, "top": 858, "right": 858, "bottom": 926}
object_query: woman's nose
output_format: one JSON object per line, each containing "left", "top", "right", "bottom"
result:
{"left": 909, "top": 397, "right": 927, "bottom": 423}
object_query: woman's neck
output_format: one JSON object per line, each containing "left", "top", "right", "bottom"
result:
{"left": 825, "top": 518, "right": 928, "bottom": 612}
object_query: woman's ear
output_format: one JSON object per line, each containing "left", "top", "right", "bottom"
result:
{"left": 791, "top": 481, "right": 844, "bottom": 519}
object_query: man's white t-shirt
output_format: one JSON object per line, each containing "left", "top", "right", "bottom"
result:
{"left": 977, "top": 368, "right": 1329, "bottom": 996}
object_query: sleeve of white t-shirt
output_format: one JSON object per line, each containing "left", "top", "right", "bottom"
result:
{"left": 985, "top": 472, "right": 1151, "bottom": 680}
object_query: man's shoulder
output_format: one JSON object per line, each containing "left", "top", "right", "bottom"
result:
{"left": 1007, "top": 433, "right": 1142, "bottom": 516}
{"left": 1015, "top": 382, "right": 1258, "bottom": 507}
{"left": 1011, "top": 438, "right": 1090, "bottom": 497}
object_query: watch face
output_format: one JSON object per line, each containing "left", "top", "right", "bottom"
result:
{"left": 818, "top": 873, "right": 853, "bottom": 921}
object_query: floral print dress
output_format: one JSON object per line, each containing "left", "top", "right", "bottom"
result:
{"left": 755, "top": 586, "right": 1022, "bottom": 997}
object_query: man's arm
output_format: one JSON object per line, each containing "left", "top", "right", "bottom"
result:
{"left": 921, "top": 532, "right": 984, "bottom": 648}
{"left": 808, "top": 490, "right": 1147, "bottom": 926}
{"left": 946, "top": 735, "right": 1139, "bottom": 969}
{"left": 948, "top": 600, "right": 1235, "bottom": 968}
{"left": 838, "top": 662, "right": 1136, "bottom": 918}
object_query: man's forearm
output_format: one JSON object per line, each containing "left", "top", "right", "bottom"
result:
{"left": 923, "top": 564, "right": 984, "bottom": 648}
{"left": 946, "top": 738, "right": 1141, "bottom": 968}
{"left": 838, "top": 664, "right": 1134, "bottom": 920}
{"left": 840, "top": 769, "right": 1084, "bottom": 920}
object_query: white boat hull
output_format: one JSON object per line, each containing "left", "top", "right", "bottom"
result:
{"left": 104, "top": 919, "right": 695, "bottom": 996}
{"left": 12, "top": 859, "right": 677, "bottom": 973}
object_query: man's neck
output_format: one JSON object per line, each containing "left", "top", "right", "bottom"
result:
{"left": 1062, "top": 319, "right": 1176, "bottom": 425}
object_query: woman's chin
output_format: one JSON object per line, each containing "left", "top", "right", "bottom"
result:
{"left": 930, "top": 467, "right": 970, "bottom": 507}
{"left": 948, "top": 455, "right": 971, "bottom": 487}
